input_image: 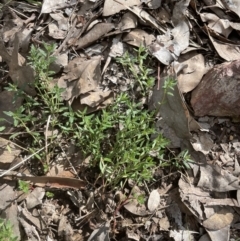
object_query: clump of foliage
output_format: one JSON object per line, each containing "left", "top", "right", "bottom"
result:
{"left": 0, "top": 218, "right": 18, "bottom": 241}
{"left": 74, "top": 93, "right": 170, "bottom": 187}
{"left": 116, "top": 45, "right": 155, "bottom": 94}
{"left": 3, "top": 42, "right": 192, "bottom": 189}
{"left": 18, "top": 180, "right": 30, "bottom": 193}
{"left": 4, "top": 42, "right": 67, "bottom": 169}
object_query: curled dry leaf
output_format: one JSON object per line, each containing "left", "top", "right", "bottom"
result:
{"left": 207, "top": 28, "right": 240, "bottom": 61}
{"left": 50, "top": 12, "right": 68, "bottom": 31}
{"left": 118, "top": 12, "right": 138, "bottom": 31}
{"left": 174, "top": 52, "right": 207, "bottom": 93}
{"left": 150, "top": 20, "right": 189, "bottom": 65}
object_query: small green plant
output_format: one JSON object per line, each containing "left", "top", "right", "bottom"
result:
{"left": 161, "top": 150, "right": 192, "bottom": 171}
{"left": 116, "top": 45, "right": 155, "bottom": 94}
{"left": 0, "top": 218, "right": 18, "bottom": 241}
{"left": 175, "top": 150, "right": 192, "bottom": 169}
{"left": 4, "top": 42, "right": 68, "bottom": 166}
{"left": 74, "top": 93, "right": 170, "bottom": 188}
{"left": 133, "top": 193, "right": 145, "bottom": 205}
{"left": 3, "top": 42, "right": 191, "bottom": 191}
{"left": 18, "top": 180, "right": 30, "bottom": 193}
{"left": 45, "top": 191, "right": 54, "bottom": 198}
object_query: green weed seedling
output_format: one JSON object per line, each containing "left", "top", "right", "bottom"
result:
{"left": 116, "top": 45, "right": 155, "bottom": 95}
{"left": 46, "top": 191, "right": 54, "bottom": 198}
{"left": 4, "top": 42, "right": 68, "bottom": 167}
{"left": 3, "top": 41, "right": 192, "bottom": 190}
{"left": 18, "top": 180, "right": 30, "bottom": 193}
{"left": 0, "top": 218, "right": 18, "bottom": 241}
{"left": 74, "top": 93, "right": 170, "bottom": 188}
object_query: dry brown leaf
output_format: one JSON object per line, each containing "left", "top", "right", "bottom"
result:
{"left": 41, "top": 0, "right": 78, "bottom": 14}
{"left": 179, "top": 176, "right": 208, "bottom": 220}
{"left": 169, "top": 230, "right": 196, "bottom": 241}
{"left": 48, "top": 23, "right": 66, "bottom": 39}
{"left": 129, "top": 6, "right": 166, "bottom": 32}
{"left": 26, "top": 187, "right": 45, "bottom": 209}
{"left": 71, "top": 94, "right": 114, "bottom": 114}
{"left": 150, "top": 20, "right": 189, "bottom": 65}
{"left": 198, "top": 164, "right": 240, "bottom": 192}
{"left": 147, "top": 189, "right": 160, "bottom": 212}
{"left": 75, "top": 23, "right": 115, "bottom": 50}
{"left": 80, "top": 90, "right": 112, "bottom": 107}
{"left": 191, "top": 132, "right": 214, "bottom": 155}
{"left": 142, "top": 0, "right": 162, "bottom": 9}
{"left": 118, "top": 12, "right": 138, "bottom": 31}
{"left": 103, "top": 0, "right": 141, "bottom": 16}
{"left": 198, "top": 233, "right": 211, "bottom": 241}
{"left": 208, "top": 33, "right": 240, "bottom": 61}
{"left": 200, "top": 13, "right": 233, "bottom": 38}
{"left": 206, "top": 226, "right": 230, "bottom": 241}
{"left": 150, "top": 67, "right": 195, "bottom": 140}
{"left": 0, "top": 184, "right": 16, "bottom": 211}
{"left": 221, "top": 0, "right": 240, "bottom": 17}
{"left": 0, "top": 137, "right": 21, "bottom": 168}
{"left": 58, "top": 216, "right": 73, "bottom": 238}
{"left": 124, "top": 198, "right": 149, "bottom": 216}
{"left": 203, "top": 208, "right": 234, "bottom": 230}
{"left": 123, "top": 29, "right": 155, "bottom": 47}
{"left": 50, "top": 12, "right": 68, "bottom": 31}
{"left": 9, "top": 35, "right": 36, "bottom": 96}
{"left": 5, "top": 200, "right": 20, "bottom": 238}
{"left": 20, "top": 208, "right": 45, "bottom": 231}
{"left": 59, "top": 56, "right": 102, "bottom": 101}
{"left": 159, "top": 216, "right": 170, "bottom": 231}
{"left": 175, "top": 52, "right": 207, "bottom": 93}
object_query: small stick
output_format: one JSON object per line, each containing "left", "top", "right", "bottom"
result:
{"left": 45, "top": 115, "right": 51, "bottom": 165}
{"left": 0, "top": 145, "right": 49, "bottom": 177}
{"left": 157, "top": 63, "right": 161, "bottom": 90}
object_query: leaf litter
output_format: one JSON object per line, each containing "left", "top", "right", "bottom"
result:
{"left": 0, "top": 0, "right": 240, "bottom": 240}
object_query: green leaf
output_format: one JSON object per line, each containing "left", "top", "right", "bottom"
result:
{"left": 0, "top": 126, "right": 6, "bottom": 131}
